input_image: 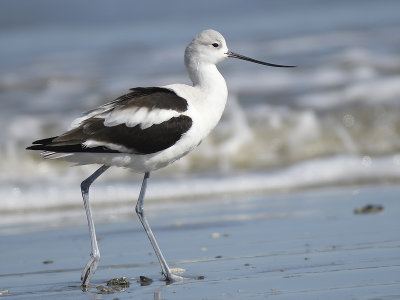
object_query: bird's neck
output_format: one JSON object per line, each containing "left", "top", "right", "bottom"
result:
{"left": 186, "top": 61, "right": 227, "bottom": 97}
{"left": 185, "top": 61, "right": 228, "bottom": 137}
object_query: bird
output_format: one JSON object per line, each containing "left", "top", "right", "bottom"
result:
{"left": 27, "top": 29, "right": 294, "bottom": 287}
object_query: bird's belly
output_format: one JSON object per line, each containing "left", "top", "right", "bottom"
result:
{"left": 138, "top": 130, "right": 202, "bottom": 171}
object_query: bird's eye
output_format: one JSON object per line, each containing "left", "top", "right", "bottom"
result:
{"left": 212, "top": 43, "right": 219, "bottom": 48}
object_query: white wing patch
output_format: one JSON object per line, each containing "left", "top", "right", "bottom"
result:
{"left": 83, "top": 140, "right": 132, "bottom": 152}
{"left": 69, "top": 105, "right": 110, "bottom": 129}
{"left": 69, "top": 105, "right": 181, "bottom": 130}
{"left": 101, "top": 107, "right": 181, "bottom": 129}
{"left": 68, "top": 87, "right": 187, "bottom": 131}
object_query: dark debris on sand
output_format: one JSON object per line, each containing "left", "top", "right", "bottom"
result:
{"left": 354, "top": 204, "right": 383, "bottom": 215}
{"left": 139, "top": 276, "right": 153, "bottom": 286}
{"left": 96, "top": 277, "right": 130, "bottom": 294}
{"left": 42, "top": 260, "right": 53, "bottom": 264}
{"left": 107, "top": 277, "right": 130, "bottom": 287}
{"left": 96, "top": 285, "right": 116, "bottom": 294}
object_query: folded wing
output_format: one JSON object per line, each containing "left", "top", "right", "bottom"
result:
{"left": 27, "top": 87, "right": 193, "bottom": 155}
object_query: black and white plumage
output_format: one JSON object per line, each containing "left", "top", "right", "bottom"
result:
{"left": 28, "top": 87, "right": 192, "bottom": 156}
{"left": 27, "top": 29, "right": 294, "bottom": 288}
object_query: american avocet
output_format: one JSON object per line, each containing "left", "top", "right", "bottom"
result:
{"left": 27, "top": 29, "right": 294, "bottom": 287}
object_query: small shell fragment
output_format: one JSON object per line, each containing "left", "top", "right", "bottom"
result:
{"left": 107, "top": 277, "right": 130, "bottom": 287}
{"left": 210, "top": 232, "right": 220, "bottom": 239}
{"left": 170, "top": 267, "right": 186, "bottom": 275}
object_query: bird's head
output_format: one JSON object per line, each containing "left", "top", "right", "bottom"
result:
{"left": 185, "top": 29, "right": 295, "bottom": 68}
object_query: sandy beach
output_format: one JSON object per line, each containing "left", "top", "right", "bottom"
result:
{"left": 1, "top": 184, "right": 399, "bottom": 299}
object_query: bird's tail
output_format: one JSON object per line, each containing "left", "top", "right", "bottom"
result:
{"left": 26, "top": 136, "right": 76, "bottom": 159}
{"left": 26, "top": 136, "right": 58, "bottom": 151}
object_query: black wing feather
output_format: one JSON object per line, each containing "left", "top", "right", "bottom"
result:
{"left": 27, "top": 116, "right": 192, "bottom": 155}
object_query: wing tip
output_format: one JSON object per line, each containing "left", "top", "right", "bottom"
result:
{"left": 27, "top": 136, "right": 58, "bottom": 151}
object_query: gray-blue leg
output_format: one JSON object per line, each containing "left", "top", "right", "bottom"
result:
{"left": 136, "top": 172, "right": 183, "bottom": 281}
{"left": 80, "top": 165, "right": 110, "bottom": 287}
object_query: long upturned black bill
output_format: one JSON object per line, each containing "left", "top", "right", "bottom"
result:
{"left": 227, "top": 51, "right": 295, "bottom": 68}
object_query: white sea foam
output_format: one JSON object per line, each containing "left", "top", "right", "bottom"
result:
{"left": 4, "top": 154, "right": 400, "bottom": 211}
{"left": 2, "top": 154, "right": 400, "bottom": 234}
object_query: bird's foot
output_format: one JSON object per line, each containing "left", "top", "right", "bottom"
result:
{"left": 165, "top": 273, "right": 185, "bottom": 283}
{"left": 81, "top": 254, "right": 100, "bottom": 288}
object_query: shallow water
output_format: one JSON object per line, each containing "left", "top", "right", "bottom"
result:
{"left": 1, "top": 185, "right": 400, "bottom": 299}
{"left": 1, "top": 0, "right": 400, "bottom": 219}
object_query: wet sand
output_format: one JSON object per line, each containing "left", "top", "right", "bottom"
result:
{"left": 1, "top": 185, "right": 400, "bottom": 299}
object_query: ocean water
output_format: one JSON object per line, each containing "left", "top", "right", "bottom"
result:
{"left": 1, "top": 0, "right": 400, "bottom": 228}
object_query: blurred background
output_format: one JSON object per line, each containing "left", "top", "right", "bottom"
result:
{"left": 1, "top": 0, "right": 400, "bottom": 231}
